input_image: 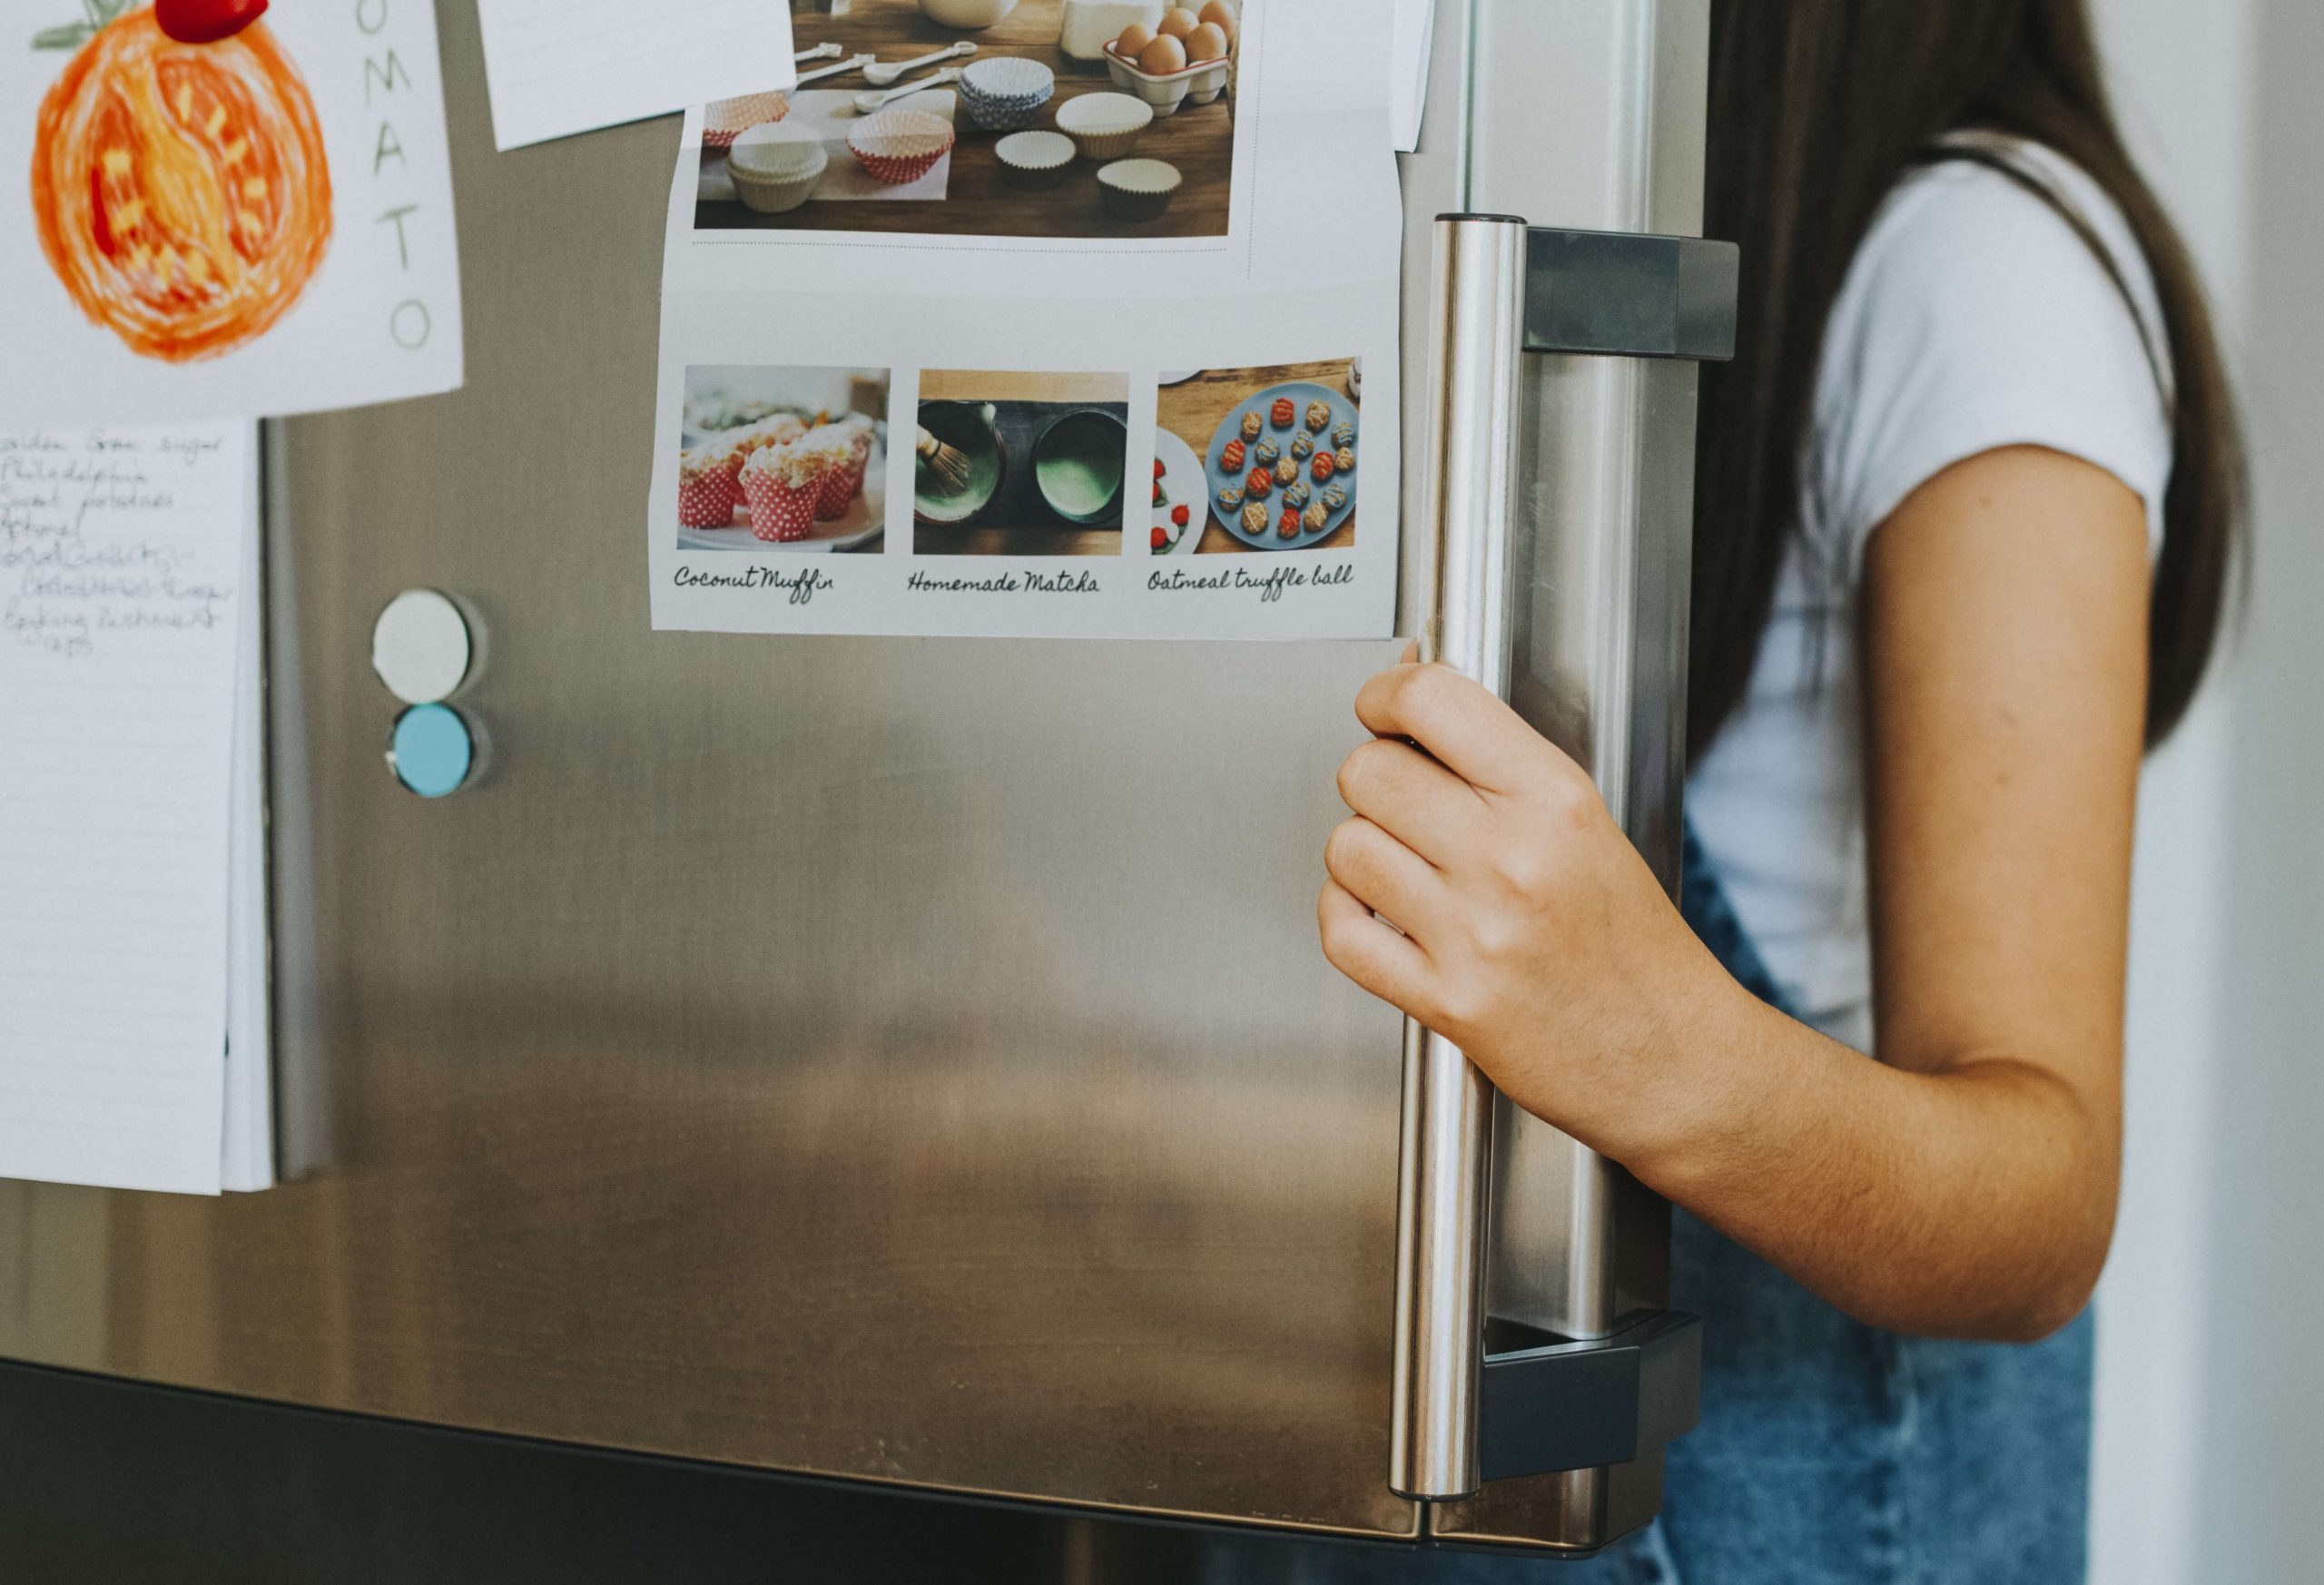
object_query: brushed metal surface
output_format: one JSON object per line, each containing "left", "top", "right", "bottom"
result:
{"left": 1388, "top": 216, "right": 1528, "bottom": 1502}
{"left": 1431, "top": 0, "right": 1710, "bottom": 1551}
{"left": 0, "top": 0, "right": 1423, "bottom": 1541}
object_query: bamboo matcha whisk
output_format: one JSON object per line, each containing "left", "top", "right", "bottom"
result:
{"left": 915, "top": 425, "right": 975, "bottom": 492}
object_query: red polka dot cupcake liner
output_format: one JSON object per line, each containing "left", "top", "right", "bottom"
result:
{"left": 813, "top": 456, "right": 866, "bottom": 521}
{"left": 678, "top": 468, "right": 743, "bottom": 528}
{"left": 848, "top": 109, "right": 956, "bottom": 186}
{"left": 704, "top": 91, "right": 790, "bottom": 149}
{"left": 742, "top": 470, "right": 821, "bottom": 542}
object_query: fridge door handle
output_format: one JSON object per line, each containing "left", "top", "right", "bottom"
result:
{"left": 1389, "top": 213, "right": 1531, "bottom": 1502}
{"left": 1389, "top": 218, "right": 1738, "bottom": 1502}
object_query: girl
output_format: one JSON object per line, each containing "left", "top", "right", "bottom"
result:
{"left": 1319, "top": 2, "right": 2239, "bottom": 1580}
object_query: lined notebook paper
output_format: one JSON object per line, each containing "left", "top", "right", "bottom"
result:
{"left": 478, "top": 0, "right": 797, "bottom": 152}
{"left": 0, "top": 424, "right": 252, "bottom": 1196}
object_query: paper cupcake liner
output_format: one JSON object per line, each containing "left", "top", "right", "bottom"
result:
{"left": 704, "top": 92, "right": 790, "bottom": 147}
{"left": 742, "top": 471, "right": 820, "bottom": 542}
{"left": 679, "top": 470, "right": 744, "bottom": 528}
{"left": 850, "top": 110, "right": 957, "bottom": 186}
{"left": 813, "top": 456, "right": 866, "bottom": 520}
{"left": 732, "top": 162, "right": 824, "bottom": 214}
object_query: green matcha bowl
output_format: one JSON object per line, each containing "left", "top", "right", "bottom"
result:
{"left": 1030, "top": 408, "right": 1128, "bottom": 526}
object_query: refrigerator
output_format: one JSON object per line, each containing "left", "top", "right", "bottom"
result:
{"left": 0, "top": 0, "right": 1735, "bottom": 1570}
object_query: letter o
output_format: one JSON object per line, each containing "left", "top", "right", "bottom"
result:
{"left": 389, "top": 299, "right": 431, "bottom": 349}
{"left": 358, "top": 0, "right": 389, "bottom": 35}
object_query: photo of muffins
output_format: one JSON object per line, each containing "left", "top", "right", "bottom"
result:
{"left": 677, "top": 365, "right": 891, "bottom": 554}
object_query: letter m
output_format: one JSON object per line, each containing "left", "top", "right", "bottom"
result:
{"left": 366, "top": 50, "right": 412, "bottom": 104}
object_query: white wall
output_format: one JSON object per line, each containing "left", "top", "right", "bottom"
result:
{"left": 2085, "top": 1, "right": 2324, "bottom": 1580}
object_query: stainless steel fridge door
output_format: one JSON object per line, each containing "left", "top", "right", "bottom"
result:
{"left": 1, "top": 0, "right": 1420, "bottom": 1542}
{"left": 0, "top": 0, "right": 1711, "bottom": 1552}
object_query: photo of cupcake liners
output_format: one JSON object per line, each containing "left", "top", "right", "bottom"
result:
{"left": 849, "top": 107, "right": 957, "bottom": 185}
{"left": 704, "top": 91, "right": 790, "bottom": 148}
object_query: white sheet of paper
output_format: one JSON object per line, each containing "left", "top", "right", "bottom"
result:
{"left": 220, "top": 429, "right": 271, "bottom": 1194}
{"left": 1393, "top": 0, "right": 1436, "bottom": 153}
{"left": 0, "top": 422, "right": 251, "bottom": 1196}
{"left": 478, "top": 0, "right": 798, "bottom": 152}
{"left": 0, "top": 5, "right": 462, "bottom": 428}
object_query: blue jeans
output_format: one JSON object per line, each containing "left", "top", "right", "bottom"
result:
{"left": 1327, "top": 824, "right": 2094, "bottom": 1583}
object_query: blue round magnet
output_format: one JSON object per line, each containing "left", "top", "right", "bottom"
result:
{"left": 388, "top": 704, "right": 474, "bottom": 799}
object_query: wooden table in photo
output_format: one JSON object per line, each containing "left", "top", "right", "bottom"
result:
{"left": 1156, "top": 358, "right": 1361, "bottom": 555}
{"left": 700, "top": 0, "right": 1235, "bottom": 240}
{"left": 914, "top": 369, "right": 1128, "bottom": 556}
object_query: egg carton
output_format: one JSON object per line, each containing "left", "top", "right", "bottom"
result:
{"left": 1102, "top": 48, "right": 1231, "bottom": 115}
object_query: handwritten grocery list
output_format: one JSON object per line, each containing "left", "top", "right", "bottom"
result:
{"left": 0, "top": 423, "right": 251, "bottom": 1195}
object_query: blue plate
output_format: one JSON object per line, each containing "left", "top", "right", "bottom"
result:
{"left": 1202, "top": 379, "right": 1359, "bottom": 551}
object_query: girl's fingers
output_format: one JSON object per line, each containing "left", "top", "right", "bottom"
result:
{"left": 1334, "top": 738, "right": 1482, "bottom": 869}
{"left": 1317, "top": 879, "right": 1435, "bottom": 1017}
{"left": 1323, "top": 815, "right": 1450, "bottom": 939}
{"left": 1354, "top": 662, "right": 1550, "bottom": 797}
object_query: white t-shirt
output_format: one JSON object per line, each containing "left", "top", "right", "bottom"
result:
{"left": 1684, "top": 140, "right": 2173, "bottom": 1055}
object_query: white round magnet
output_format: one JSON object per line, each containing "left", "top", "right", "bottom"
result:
{"left": 371, "top": 589, "right": 472, "bottom": 704}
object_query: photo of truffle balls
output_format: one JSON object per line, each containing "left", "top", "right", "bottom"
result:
{"left": 677, "top": 366, "right": 891, "bottom": 553}
{"left": 1152, "top": 358, "right": 1360, "bottom": 552}
{"left": 692, "top": 0, "right": 1242, "bottom": 241}
{"left": 915, "top": 369, "right": 1129, "bottom": 556}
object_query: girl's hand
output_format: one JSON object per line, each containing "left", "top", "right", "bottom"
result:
{"left": 1317, "top": 653, "right": 1748, "bottom": 1167}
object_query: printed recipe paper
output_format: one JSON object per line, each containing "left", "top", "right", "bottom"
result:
{"left": 0, "top": 0, "right": 462, "bottom": 428}
{"left": 644, "top": 0, "right": 1405, "bottom": 641}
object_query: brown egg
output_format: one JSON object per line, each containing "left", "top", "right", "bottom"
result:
{"left": 1184, "top": 21, "right": 1228, "bottom": 62}
{"left": 1157, "top": 7, "right": 1201, "bottom": 40}
{"left": 1138, "top": 33, "right": 1188, "bottom": 74}
{"left": 1113, "top": 22, "right": 1156, "bottom": 57}
{"left": 1196, "top": 0, "right": 1237, "bottom": 39}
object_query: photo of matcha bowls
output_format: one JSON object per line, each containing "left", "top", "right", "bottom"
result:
{"left": 914, "top": 370, "right": 1131, "bottom": 556}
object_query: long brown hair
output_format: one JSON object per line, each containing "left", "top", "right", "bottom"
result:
{"left": 1690, "top": 0, "right": 2242, "bottom": 758}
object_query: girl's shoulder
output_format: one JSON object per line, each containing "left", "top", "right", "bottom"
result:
{"left": 1809, "top": 135, "right": 2172, "bottom": 567}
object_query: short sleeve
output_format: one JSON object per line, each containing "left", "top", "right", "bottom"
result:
{"left": 1807, "top": 153, "right": 2173, "bottom": 573}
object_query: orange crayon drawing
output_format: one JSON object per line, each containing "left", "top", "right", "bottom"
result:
{"left": 29, "top": 2, "right": 331, "bottom": 363}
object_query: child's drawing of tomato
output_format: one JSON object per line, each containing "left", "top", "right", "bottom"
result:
{"left": 29, "top": 3, "right": 331, "bottom": 363}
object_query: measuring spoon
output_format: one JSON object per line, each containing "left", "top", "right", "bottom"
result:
{"left": 863, "top": 40, "right": 978, "bottom": 86}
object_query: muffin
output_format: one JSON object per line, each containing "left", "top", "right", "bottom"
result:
{"left": 739, "top": 439, "right": 827, "bottom": 542}
{"left": 678, "top": 448, "right": 743, "bottom": 528}
{"left": 805, "top": 423, "right": 872, "bottom": 520}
